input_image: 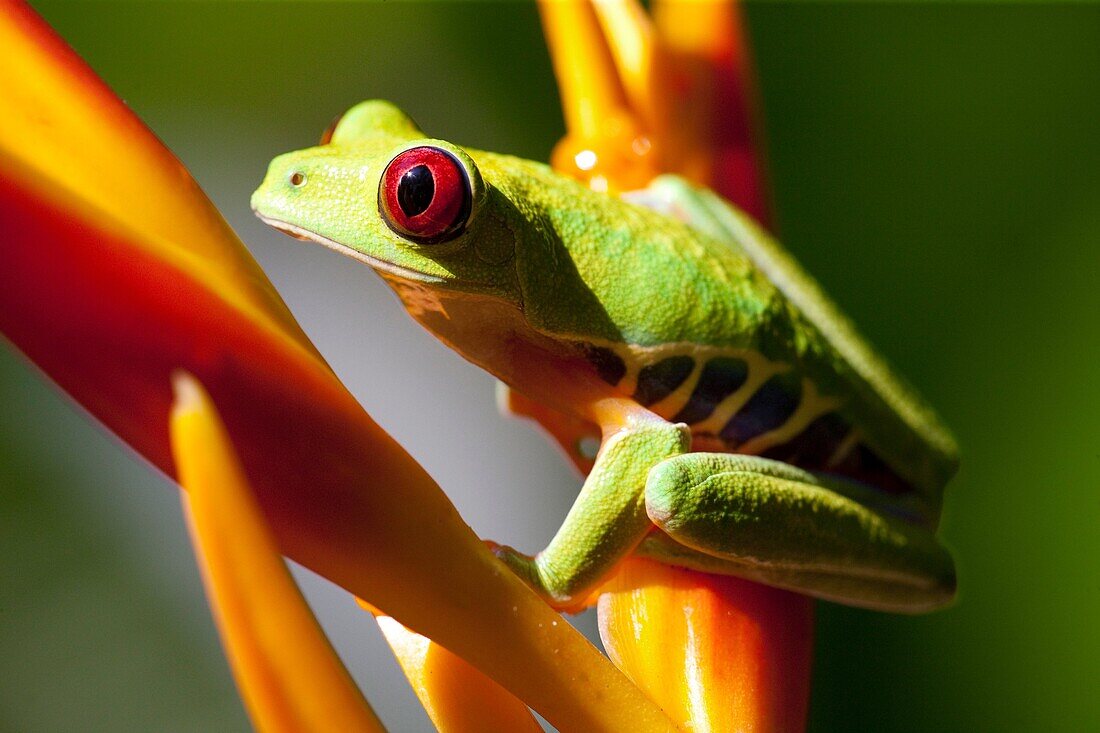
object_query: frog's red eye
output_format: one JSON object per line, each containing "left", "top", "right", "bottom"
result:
{"left": 378, "top": 146, "right": 471, "bottom": 244}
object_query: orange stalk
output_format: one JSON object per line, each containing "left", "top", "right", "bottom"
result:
{"left": 377, "top": 617, "right": 543, "bottom": 733}
{"left": 589, "top": 0, "right": 665, "bottom": 136}
{"left": 538, "top": 0, "right": 629, "bottom": 143}
{"left": 172, "top": 373, "right": 385, "bottom": 733}
{"left": 538, "top": 0, "right": 657, "bottom": 190}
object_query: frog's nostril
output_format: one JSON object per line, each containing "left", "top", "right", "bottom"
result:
{"left": 288, "top": 171, "right": 307, "bottom": 188}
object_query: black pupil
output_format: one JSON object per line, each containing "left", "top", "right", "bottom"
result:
{"left": 397, "top": 165, "right": 435, "bottom": 217}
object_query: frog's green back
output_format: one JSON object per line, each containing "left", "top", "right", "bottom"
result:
{"left": 477, "top": 151, "right": 790, "bottom": 349}
{"left": 477, "top": 154, "right": 957, "bottom": 516}
{"left": 674, "top": 179, "right": 959, "bottom": 505}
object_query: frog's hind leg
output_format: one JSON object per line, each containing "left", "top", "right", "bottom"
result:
{"left": 641, "top": 453, "right": 956, "bottom": 613}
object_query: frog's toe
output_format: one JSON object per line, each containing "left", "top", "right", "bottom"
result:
{"left": 490, "top": 544, "right": 542, "bottom": 590}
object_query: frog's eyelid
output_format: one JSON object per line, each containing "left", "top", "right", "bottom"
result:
{"left": 319, "top": 113, "right": 343, "bottom": 145}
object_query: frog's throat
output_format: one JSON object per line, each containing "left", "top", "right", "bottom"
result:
{"left": 254, "top": 213, "right": 446, "bottom": 284}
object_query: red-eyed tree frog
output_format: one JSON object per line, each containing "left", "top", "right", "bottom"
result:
{"left": 252, "top": 101, "right": 957, "bottom": 614}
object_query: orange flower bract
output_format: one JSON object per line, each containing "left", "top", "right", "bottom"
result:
{"left": 0, "top": 1, "right": 675, "bottom": 729}
{"left": 172, "top": 373, "right": 386, "bottom": 733}
{"left": 599, "top": 559, "right": 813, "bottom": 732}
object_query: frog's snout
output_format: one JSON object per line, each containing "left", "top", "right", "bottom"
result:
{"left": 251, "top": 153, "right": 315, "bottom": 234}
{"left": 253, "top": 149, "right": 316, "bottom": 200}
{"left": 251, "top": 177, "right": 314, "bottom": 242}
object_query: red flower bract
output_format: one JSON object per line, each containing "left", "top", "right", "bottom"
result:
{"left": 0, "top": 2, "right": 674, "bottom": 730}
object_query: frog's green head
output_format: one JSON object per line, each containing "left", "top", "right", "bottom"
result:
{"left": 251, "top": 101, "right": 521, "bottom": 305}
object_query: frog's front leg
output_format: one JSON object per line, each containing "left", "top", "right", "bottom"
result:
{"left": 494, "top": 402, "right": 689, "bottom": 609}
{"left": 639, "top": 453, "right": 957, "bottom": 613}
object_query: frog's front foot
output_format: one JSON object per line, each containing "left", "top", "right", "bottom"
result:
{"left": 489, "top": 543, "right": 581, "bottom": 612}
{"left": 489, "top": 543, "right": 541, "bottom": 591}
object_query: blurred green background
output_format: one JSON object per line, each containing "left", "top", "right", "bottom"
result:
{"left": 2, "top": 2, "right": 1098, "bottom": 731}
